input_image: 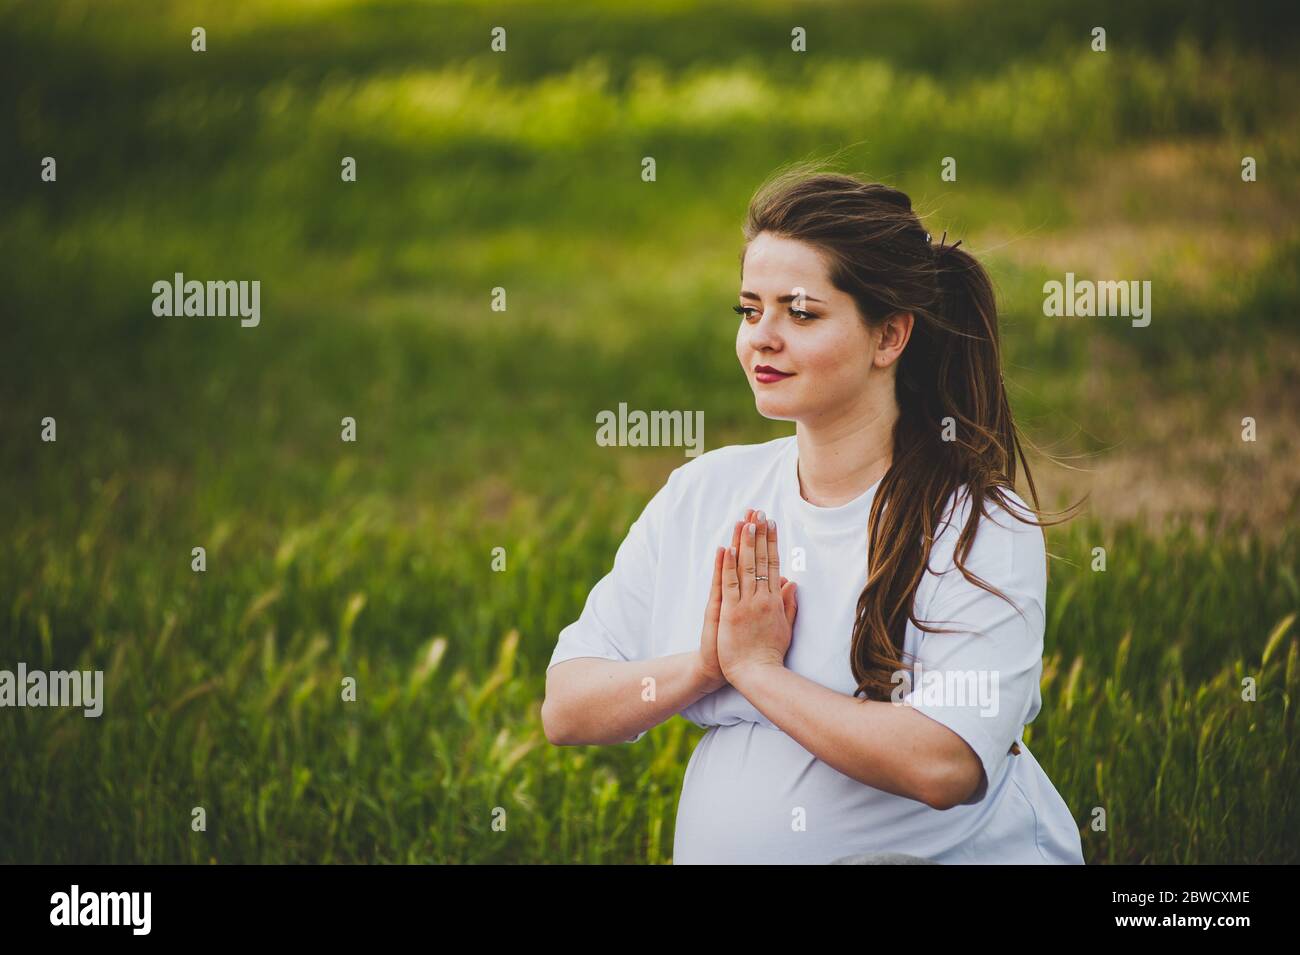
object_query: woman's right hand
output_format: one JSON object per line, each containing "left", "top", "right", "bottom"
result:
{"left": 699, "top": 509, "right": 785, "bottom": 694}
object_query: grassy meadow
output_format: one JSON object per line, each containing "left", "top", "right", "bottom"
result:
{"left": 1, "top": 0, "right": 1298, "bottom": 863}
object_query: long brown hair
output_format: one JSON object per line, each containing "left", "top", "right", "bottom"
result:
{"left": 740, "top": 162, "right": 1085, "bottom": 701}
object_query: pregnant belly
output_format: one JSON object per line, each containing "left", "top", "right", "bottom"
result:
{"left": 671, "top": 721, "right": 937, "bottom": 864}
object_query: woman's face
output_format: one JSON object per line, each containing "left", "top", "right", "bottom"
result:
{"left": 737, "top": 231, "right": 887, "bottom": 425}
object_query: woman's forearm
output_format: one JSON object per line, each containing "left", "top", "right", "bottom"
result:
{"left": 543, "top": 651, "right": 720, "bottom": 745}
{"left": 727, "top": 660, "right": 982, "bottom": 809}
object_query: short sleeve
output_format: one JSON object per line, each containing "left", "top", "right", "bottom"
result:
{"left": 902, "top": 491, "right": 1047, "bottom": 805}
{"left": 547, "top": 471, "right": 677, "bottom": 741}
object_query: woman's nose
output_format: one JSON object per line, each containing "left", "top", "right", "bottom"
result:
{"left": 745, "top": 310, "right": 782, "bottom": 347}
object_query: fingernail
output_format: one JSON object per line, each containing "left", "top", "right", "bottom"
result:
{"left": 770, "top": 518, "right": 776, "bottom": 532}
{"left": 747, "top": 522, "right": 755, "bottom": 536}
{"left": 729, "top": 546, "right": 736, "bottom": 558}
{"left": 757, "top": 510, "right": 765, "bottom": 522}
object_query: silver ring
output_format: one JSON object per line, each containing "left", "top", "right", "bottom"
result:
{"left": 755, "top": 575, "right": 769, "bottom": 582}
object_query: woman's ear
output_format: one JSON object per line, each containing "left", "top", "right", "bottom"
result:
{"left": 875, "top": 311, "right": 914, "bottom": 367}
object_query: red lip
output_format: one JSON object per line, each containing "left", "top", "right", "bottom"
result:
{"left": 754, "top": 364, "right": 794, "bottom": 384}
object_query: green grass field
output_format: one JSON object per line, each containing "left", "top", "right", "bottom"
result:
{"left": 2, "top": 0, "right": 1298, "bottom": 863}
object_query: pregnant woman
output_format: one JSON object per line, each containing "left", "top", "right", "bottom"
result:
{"left": 541, "top": 165, "right": 1085, "bottom": 865}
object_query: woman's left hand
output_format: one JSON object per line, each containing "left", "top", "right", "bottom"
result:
{"left": 718, "top": 511, "right": 798, "bottom": 683}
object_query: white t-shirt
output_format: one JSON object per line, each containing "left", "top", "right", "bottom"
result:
{"left": 547, "top": 434, "right": 1085, "bottom": 864}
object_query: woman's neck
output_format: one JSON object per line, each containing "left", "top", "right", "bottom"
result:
{"left": 794, "top": 412, "right": 895, "bottom": 507}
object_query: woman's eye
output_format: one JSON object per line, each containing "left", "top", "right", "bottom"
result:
{"left": 732, "top": 305, "right": 816, "bottom": 321}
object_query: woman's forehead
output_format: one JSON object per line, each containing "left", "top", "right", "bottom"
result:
{"left": 742, "top": 235, "right": 834, "bottom": 292}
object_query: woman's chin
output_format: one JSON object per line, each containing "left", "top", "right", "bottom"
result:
{"left": 754, "top": 400, "right": 796, "bottom": 421}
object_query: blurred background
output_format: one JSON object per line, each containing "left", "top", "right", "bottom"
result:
{"left": 1, "top": 0, "right": 1297, "bottom": 863}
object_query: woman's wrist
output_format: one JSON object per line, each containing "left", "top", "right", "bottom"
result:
{"left": 722, "top": 652, "right": 786, "bottom": 692}
{"left": 692, "top": 652, "right": 728, "bottom": 694}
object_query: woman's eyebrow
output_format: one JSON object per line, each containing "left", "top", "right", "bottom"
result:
{"left": 740, "top": 289, "right": 827, "bottom": 303}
